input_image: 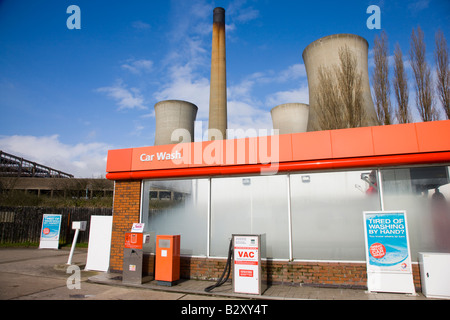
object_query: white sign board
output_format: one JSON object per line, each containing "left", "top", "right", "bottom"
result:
{"left": 233, "top": 234, "right": 265, "bottom": 295}
{"left": 363, "top": 211, "right": 415, "bottom": 294}
{"left": 131, "top": 223, "right": 144, "bottom": 233}
{"left": 85, "top": 215, "right": 113, "bottom": 272}
{"left": 39, "top": 214, "right": 62, "bottom": 249}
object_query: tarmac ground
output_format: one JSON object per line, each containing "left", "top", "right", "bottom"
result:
{"left": 1, "top": 245, "right": 447, "bottom": 318}
{"left": 0, "top": 247, "right": 443, "bottom": 301}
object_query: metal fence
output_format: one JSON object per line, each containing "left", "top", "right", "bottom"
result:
{"left": 0, "top": 206, "right": 112, "bottom": 245}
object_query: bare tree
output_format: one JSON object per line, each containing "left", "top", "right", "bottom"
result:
{"left": 435, "top": 29, "right": 450, "bottom": 119}
{"left": 410, "top": 26, "right": 438, "bottom": 121}
{"left": 315, "top": 46, "right": 365, "bottom": 130}
{"left": 316, "top": 66, "right": 342, "bottom": 130}
{"left": 393, "top": 43, "right": 411, "bottom": 123}
{"left": 372, "top": 31, "right": 392, "bottom": 125}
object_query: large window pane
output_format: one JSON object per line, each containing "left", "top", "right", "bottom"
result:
{"left": 381, "top": 166, "right": 450, "bottom": 259}
{"left": 141, "top": 179, "right": 209, "bottom": 256}
{"left": 291, "top": 170, "right": 381, "bottom": 260}
{"left": 210, "top": 175, "right": 290, "bottom": 259}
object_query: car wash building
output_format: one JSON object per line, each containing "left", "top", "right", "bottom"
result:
{"left": 106, "top": 120, "right": 450, "bottom": 291}
{"left": 105, "top": 8, "right": 450, "bottom": 293}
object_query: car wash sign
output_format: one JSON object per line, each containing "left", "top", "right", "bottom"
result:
{"left": 233, "top": 234, "right": 264, "bottom": 295}
{"left": 363, "top": 211, "right": 415, "bottom": 294}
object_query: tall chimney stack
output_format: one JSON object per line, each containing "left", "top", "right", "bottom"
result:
{"left": 208, "top": 7, "right": 227, "bottom": 140}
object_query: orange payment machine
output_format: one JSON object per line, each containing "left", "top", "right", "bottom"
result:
{"left": 122, "top": 232, "right": 144, "bottom": 284}
{"left": 155, "top": 235, "right": 180, "bottom": 286}
{"left": 122, "top": 223, "right": 156, "bottom": 285}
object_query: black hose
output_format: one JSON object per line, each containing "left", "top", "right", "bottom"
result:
{"left": 204, "top": 238, "right": 233, "bottom": 292}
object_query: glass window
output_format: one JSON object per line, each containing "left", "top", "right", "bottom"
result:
{"left": 210, "top": 175, "right": 290, "bottom": 259}
{"left": 141, "top": 179, "right": 209, "bottom": 256}
{"left": 381, "top": 166, "right": 450, "bottom": 259}
{"left": 290, "top": 170, "right": 381, "bottom": 261}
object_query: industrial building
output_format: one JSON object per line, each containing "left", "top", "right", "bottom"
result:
{"left": 1, "top": 150, "right": 73, "bottom": 179}
{"left": 0, "top": 150, "right": 113, "bottom": 200}
{"left": 105, "top": 7, "right": 450, "bottom": 292}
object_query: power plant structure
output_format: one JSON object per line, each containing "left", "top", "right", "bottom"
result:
{"left": 208, "top": 7, "right": 228, "bottom": 141}
{"left": 152, "top": 7, "right": 227, "bottom": 145}
{"left": 302, "top": 33, "right": 378, "bottom": 132}
{"left": 271, "top": 103, "right": 309, "bottom": 135}
{"left": 152, "top": 9, "right": 378, "bottom": 145}
{"left": 153, "top": 100, "right": 198, "bottom": 146}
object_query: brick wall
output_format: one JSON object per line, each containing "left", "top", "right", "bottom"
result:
{"left": 264, "top": 260, "right": 368, "bottom": 288}
{"left": 109, "top": 180, "right": 141, "bottom": 272}
{"left": 176, "top": 257, "right": 368, "bottom": 288}
{"left": 142, "top": 255, "right": 422, "bottom": 290}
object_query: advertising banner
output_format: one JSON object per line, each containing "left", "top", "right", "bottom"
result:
{"left": 363, "top": 211, "right": 415, "bottom": 294}
{"left": 39, "top": 214, "right": 62, "bottom": 249}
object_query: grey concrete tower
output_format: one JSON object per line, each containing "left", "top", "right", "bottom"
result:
{"left": 302, "top": 34, "right": 378, "bottom": 131}
{"left": 208, "top": 7, "right": 227, "bottom": 140}
{"left": 271, "top": 103, "right": 309, "bottom": 135}
{"left": 154, "top": 100, "right": 198, "bottom": 146}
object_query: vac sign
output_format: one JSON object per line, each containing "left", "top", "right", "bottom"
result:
{"left": 233, "top": 234, "right": 266, "bottom": 295}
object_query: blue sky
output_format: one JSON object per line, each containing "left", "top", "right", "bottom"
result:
{"left": 0, "top": 0, "right": 449, "bottom": 177}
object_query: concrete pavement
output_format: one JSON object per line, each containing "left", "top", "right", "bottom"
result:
{"left": 0, "top": 247, "right": 233, "bottom": 300}
{"left": 0, "top": 247, "right": 442, "bottom": 301}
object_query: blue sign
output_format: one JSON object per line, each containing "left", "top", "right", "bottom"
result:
{"left": 364, "top": 211, "right": 411, "bottom": 272}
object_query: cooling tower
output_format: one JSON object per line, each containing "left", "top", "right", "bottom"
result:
{"left": 271, "top": 103, "right": 309, "bottom": 135}
{"left": 302, "top": 34, "right": 377, "bottom": 131}
{"left": 208, "top": 7, "right": 227, "bottom": 140}
{"left": 154, "top": 100, "right": 198, "bottom": 146}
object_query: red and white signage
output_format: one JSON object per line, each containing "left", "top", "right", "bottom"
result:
{"left": 233, "top": 235, "right": 264, "bottom": 295}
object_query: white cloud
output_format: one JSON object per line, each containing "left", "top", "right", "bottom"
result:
{"left": 121, "top": 59, "right": 153, "bottom": 74}
{"left": 96, "top": 81, "right": 147, "bottom": 110}
{"left": 227, "top": 0, "right": 260, "bottom": 23}
{"left": 234, "top": 7, "right": 259, "bottom": 23}
{"left": 276, "top": 64, "right": 307, "bottom": 82}
{"left": 228, "top": 73, "right": 264, "bottom": 102}
{"left": 0, "top": 135, "right": 110, "bottom": 178}
{"left": 227, "top": 100, "right": 273, "bottom": 138}
{"left": 154, "top": 64, "right": 210, "bottom": 120}
{"left": 408, "top": 0, "right": 430, "bottom": 14}
{"left": 265, "top": 86, "right": 310, "bottom": 107}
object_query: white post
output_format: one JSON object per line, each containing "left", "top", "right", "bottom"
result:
{"left": 67, "top": 228, "right": 80, "bottom": 265}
